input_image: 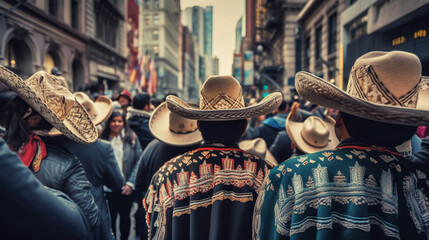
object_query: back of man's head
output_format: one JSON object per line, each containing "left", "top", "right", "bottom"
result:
{"left": 198, "top": 119, "right": 248, "bottom": 144}
{"left": 277, "top": 100, "right": 288, "bottom": 113}
{"left": 133, "top": 92, "right": 151, "bottom": 110}
{"left": 341, "top": 112, "right": 417, "bottom": 147}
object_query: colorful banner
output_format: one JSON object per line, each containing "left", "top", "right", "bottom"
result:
{"left": 243, "top": 51, "right": 254, "bottom": 86}
{"left": 127, "top": 0, "right": 139, "bottom": 82}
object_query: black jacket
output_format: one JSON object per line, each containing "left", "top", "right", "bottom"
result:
{"left": 57, "top": 136, "right": 125, "bottom": 240}
{"left": 0, "top": 138, "right": 90, "bottom": 240}
{"left": 127, "top": 107, "right": 154, "bottom": 150}
{"left": 269, "top": 130, "right": 293, "bottom": 164}
{"left": 35, "top": 138, "right": 100, "bottom": 230}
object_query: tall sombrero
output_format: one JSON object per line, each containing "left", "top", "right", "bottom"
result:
{"left": 149, "top": 101, "right": 202, "bottom": 146}
{"left": 49, "top": 92, "right": 112, "bottom": 136}
{"left": 166, "top": 75, "right": 282, "bottom": 120}
{"left": 295, "top": 51, "right": 429, "bottom": 126}
{"left": 0, "top": 65, "right": 98, "bottom": 144}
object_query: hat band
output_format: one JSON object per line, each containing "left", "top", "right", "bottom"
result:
{"left": 169, "top": 128, "right": 198, "bottom": 134}
{"left": 348, "top": 65, "right": 420, "bottom": 108}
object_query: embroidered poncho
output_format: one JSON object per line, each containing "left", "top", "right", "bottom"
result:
{"left": 253, "top": 139, "right": 429, "bottom": 239}
{"left": 144, "top": 144, "right": 272, "bottom": 240}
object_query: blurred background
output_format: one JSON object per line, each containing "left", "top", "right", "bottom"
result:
{"left": 1, "top": 0, "right": 428, "bottom": 103}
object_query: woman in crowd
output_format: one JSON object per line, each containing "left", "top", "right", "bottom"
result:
{"left": 101, "top": 110, "right": 142, "bottom": 240}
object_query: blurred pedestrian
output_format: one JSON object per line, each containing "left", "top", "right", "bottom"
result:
{"left": 144, "top": 75, "right": 282, "bottom": 239}
{"left": 51, "top": 92, "right": 125, "bottom": 240}
{"left": 0, "top": 67, "right": 100, "bottom": 230}
{"left": 254, "top": 51, "right": 429, "bottom": 239}
{"left": 127, "top": 92, "right": 154, "bottom": 150}
{"left": 115, "top": 89, "right": 133, "bottom": 112}
{"left": 134, "top": 101, "right": 203, "bottom": 239}
{"left": 0, "top": 137, "right": 90, "bottom": 240}
{"left": 101, "top": 110, "right": 142, "bottom": 240}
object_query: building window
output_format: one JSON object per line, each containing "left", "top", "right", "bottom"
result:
{"left": 349, "top": 14, "right": 368, "bottom": 41}
{"left": 144, "top": 14, "right": 151, "bottom": 25}
{"left": 153, "top": 0, "right": 159, "bottom": 9}
{"left": 328, "top": 13, "right": 337, "bottom": 54}
{"left": 153, "top": 30, "right": 159, "bottom": 40}
{"left": 315, "top": 26, "right": 322, "bottom": 60}
{"left": 153, "top": 45, "right": 159, "bottom": 57}
{"left": 71, "top": 0, "right": 79, "bottom": 29}
{"left": 95, "top": 2, "right": 119, "bottom": 48}
{"left": 304, "top": 36, "right": 310, "bottom": 68}
{"left": 153, "top": 13, "right": 159, "bottom": 25}
{"left": 48, "top": 0, "right": 58, "bottom": 17}
{"left": 144, "top": 0, "right": 150, "bottom": 9}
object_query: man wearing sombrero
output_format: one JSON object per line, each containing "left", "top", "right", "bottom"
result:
{"left": 143, "top": 76, "right": 282, "bottom": 239}
{"left": 253, "top": 51, "right": 429, "bottom": 239}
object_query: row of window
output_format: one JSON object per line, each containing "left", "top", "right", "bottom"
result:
{"left": 144, "top": 0, "right": 160, "bottom": 10}
{"left": 144, "top": 13, "right": 160, "bottom": 25}
{"left": 304, "top": 12, "right": 337, "bottom": 67}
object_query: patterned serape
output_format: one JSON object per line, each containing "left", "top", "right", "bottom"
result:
{"left": 144, "top": 142, "right": 272, "bottom": 240}
{"left": 253, "top": 138, "right": 429, "bottom": 240}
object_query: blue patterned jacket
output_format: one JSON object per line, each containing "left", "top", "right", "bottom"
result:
{"left": 253, "top": 138, "right": 429, "bottom": 240}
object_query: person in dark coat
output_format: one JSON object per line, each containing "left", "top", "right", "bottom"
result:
{"left": 412, "top": 137, "right": 429, "bottom": 164}
{"left": 0, "top": 138, "right": 90, "bottom": 240}
{"left": 134, "top": 101, "right": 203, "bottom": 239}
{"left": 52, "top": 92, "right": 125, "bottom": 240}
{"left": 127, "top": 92, "right": 154, "bottom": 150}
{"left": 0, "top": 68, "right": 100, "bottom": 230}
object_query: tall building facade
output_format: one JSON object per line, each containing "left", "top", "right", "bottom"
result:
{"left": 182, "top": 26, "right": 199, "bottom": 101}
{"left": 0, "top": 0, "right": 127, "bottom": 94}
{"left": 141, "top": 0, "right": 181, "bottom": 97}
{"left": 182, "top": 6, "right": 214, "bottom": 82}
{"left": 340, "top": 0, "right": 429, "bottom": 87}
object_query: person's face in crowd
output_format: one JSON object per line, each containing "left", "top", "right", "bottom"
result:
{"left": 118, "top": 96, "right": 130, "bottom": 108}
{"left": 109, "top": 115, "right": 124, "bottom": 136}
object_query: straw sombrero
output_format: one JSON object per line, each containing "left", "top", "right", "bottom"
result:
{"left": 295, "top": 51, "right": 429, "bottom": 126}
{"left": 239, "top": 138, "right": 278, "bottom": 166}
{"left": 150, "top": 102, "right": 202, "bottom": 146}
{"left": 286, "top": 102, "right": 338, "bottom": 153}
{"left": 49, "top": 92, "right": 112, "bottom": 136}
{"left": 166, "top": 75, "right": 283, "bottom": 121}
{"left": 0, "top": 65, "right": 97, "bottom": 144}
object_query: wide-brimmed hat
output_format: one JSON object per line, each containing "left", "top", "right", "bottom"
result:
{"left": 286, "top": 102, "right": 338, "bottom": 153}
{"left": 149, "top": 101, "right": 203, "bottom": 146}
{"left": 166, "top": 76, "right": 283, "bottom": 121}
{"left": 0, "top": 65, "right": 98, "bottom": 144}
{"left": 239, "top": 138, "right": 277, "bottom": 166}
{"left": 295, "top": 51, "right": 429, "bottom": 126}
{"left": 49, "top": 92, "right": 112, "bottom": 136}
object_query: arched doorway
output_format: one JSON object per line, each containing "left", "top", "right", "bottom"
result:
{"left": 4, "top": 38, "right": 33, "bottom": 78}
{"left": 72, "top": 59, "right": 85, "bottom": 91}
{"left": 44, "top": 50, "right": 61, "bottom": 74}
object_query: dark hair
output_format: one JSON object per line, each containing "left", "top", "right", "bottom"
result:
{"left": 100, "top": 110, "right": 134, "bottom": 144}
{"left": 3, "top": 97, "right": 52, "bottom": 149}
{"left": 341, "top": 112, "right": 417, "bottom": 147}
{"left": 278, "top": 100, "right": 288, "bottom": 112}
{"left": 133, "top": 92, "right": 151, "bottom": 110}
{"left": 198, "top": 119, "right": 248, "bottom": 144}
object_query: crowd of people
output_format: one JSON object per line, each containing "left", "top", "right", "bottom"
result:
{"left": 1, "top": 50, "right": 429, "bottom": 240}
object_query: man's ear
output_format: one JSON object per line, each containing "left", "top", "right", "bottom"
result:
{"left": 197, "top": 121, "right": 201, "bottom": 132}
{"left": 335, "top": 111, "right": 343, "bottom": 128}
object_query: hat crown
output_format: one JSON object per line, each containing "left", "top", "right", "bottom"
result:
{"left": 74, "top": 92, "right": 98, "bottom": 119}
{"left": 169, "top": 112, "right": 198, "bottom": 134}
{"left": 301, "top": 116, "right": 329, "bottom": 148}
{"left": 200, "top": 76, "right": 245, "bottom": 110}
{"left": 26, "top": 72, "right": 75, "bottom": 121}
{"left": 347, "top": 51, "right": 422, "bottom": 108}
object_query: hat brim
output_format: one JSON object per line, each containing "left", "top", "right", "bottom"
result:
{"left": 149, "top": 102, "right": 203, "bottom": 146}
{"left": 166, "top": 92, "right": 283, "bottom": 121}
{"left": 295, "top": 71, "right": 429, "bottom": 126}
{"left": 286, "top": 114, "right": 339, "bottom": 154}
{"left": 0, "top": 66, "right": 97, "bottom": 144}
{"left": 49, "top": 95, "right": 112, "bottom": 136}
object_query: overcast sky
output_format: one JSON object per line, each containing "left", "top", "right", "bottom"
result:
{"left": 181, "top": 0, "right": 245, "bottom": 75}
